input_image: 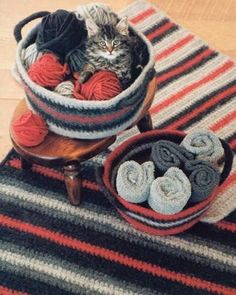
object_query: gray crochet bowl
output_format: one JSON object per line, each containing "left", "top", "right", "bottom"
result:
{"left": 100, "top": 130, "right": 233, "bottom": 236}
{"left": 13, "top": 8, "right": 155, "bottom": 140}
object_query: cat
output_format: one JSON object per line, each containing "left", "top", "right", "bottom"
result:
{"left": 79, "top": 17, "right": 133, "bottom": 88}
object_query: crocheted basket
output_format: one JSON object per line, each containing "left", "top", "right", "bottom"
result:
{"left": 99, "top": 130, "right": 233, "bottom": 236}
{"left": 13, "top": 9, "right": 156, "bottom": 140}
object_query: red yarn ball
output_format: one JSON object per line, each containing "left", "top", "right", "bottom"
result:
{"left": 12, "top": 111, "right": 48, "bottom": 147}
{"left": 28, "top": 53, "right": 69, "bottom": 88}
{"left": 73, "top": 70, "right": 122, "bottom": 100}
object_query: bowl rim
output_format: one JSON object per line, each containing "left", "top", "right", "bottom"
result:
{"left": 118, "top": 208, "right": 207, "bottom": 235}
{"left": 103, "top": 129, "right": 221, "bottom": 221}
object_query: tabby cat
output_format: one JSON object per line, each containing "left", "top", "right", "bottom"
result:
{"left": 80, "top": 17, "right": 133, "bottom": 88}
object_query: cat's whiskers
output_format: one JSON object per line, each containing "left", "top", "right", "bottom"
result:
{"left": 100, "top": 51, "right": 118, "bottom": 60}
{"left": 98, "top": 49, "right": 121, "bottom": 59}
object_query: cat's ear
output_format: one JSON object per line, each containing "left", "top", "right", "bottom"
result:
{"left": 86, "top": 18, "right": 99, "bottom": 37}
{"left": 116, "top": 17, "right": 129, "bottom": 35}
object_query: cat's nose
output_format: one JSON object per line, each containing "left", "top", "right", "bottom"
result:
{"left": 107, "top": 45, "right": 113, "bottom": 53}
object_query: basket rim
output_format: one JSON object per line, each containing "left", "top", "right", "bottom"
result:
{"left": 15, "top": 15, "right": 155, "bottom": 109}
{"left": 118, "top": 208, "right": 206, "bottom": 236}
{"left": 103, "top": 129, "right": 221, "bottom": 221}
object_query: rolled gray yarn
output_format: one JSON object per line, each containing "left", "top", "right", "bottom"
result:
{"left": 150, "top": 140, "right": 194, "bottom": 174}
{"left": 148, "top": 167, "right": 191, "bottom": 215}
{"left": 185, "top": 159, "right": 220, "bottom": 203}
{"left": 181, "top": 129, "right": 224, "bottom": 165}
{"left": 116, "top": 160, "right": 155, "bottom": 203}
{"left": 111, "top": 142, "right": 154, "bottom": 188}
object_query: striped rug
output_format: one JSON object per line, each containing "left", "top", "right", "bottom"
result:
{"left": 0, "top": 1, "right": 235, "bottom": 294}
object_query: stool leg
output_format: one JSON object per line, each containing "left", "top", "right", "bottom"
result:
{"left": 21, "top": 157, "right": 32, "bottom": 170}
{"left": 64, "top": 164, "right": 81, "bottom": 206}
{"left": 137, "top": 113, "right": 153, "bottom": 133}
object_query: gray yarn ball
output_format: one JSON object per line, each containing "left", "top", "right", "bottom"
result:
{"left": 54, "top": 81, "right": 75, "bottom": 98}
{"left": 21, "top": 43, "right": 42, "bottom": 70}
{"left": 75, "top": 3, "right": 118, "bottom": 25}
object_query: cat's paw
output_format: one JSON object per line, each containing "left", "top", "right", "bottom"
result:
{"left": 79, "top": 71, "right": 93, "bottom": 83}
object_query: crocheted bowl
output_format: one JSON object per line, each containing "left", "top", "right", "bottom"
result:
{"left": 100, "top": 130, "right": 233, "bottom": 236}
{"left": 13, "top": 10, "right": 155, "bottom": 140}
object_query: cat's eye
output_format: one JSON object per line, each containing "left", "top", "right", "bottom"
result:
{"left": 99, "top": 41, "right": 106, "bottom": 47}
{"left": 113, "top": 40, "right": 120, "bottom": 46}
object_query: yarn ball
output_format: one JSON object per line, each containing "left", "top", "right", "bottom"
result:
{"left": 21, "top": 43, "right": 43, "bottom": 70}
{"left": 28, "top": 53, "right": 69, "bottom": 88}
{"left": 66, "top": 45, "right": 88, "bottom": 73}
{"left": 36, "top": 9, "right": 87, "bottom": 60}
{"left": 75, "top": 3, "right": 118, "bottom": 26}
{"left": 54, "top": 81, "right": 74, "bottom": 98}
{"left": 12, "top": 111, "right": 48, "bottom": 147}
{"left": 73, "top": 71, "right": 122, "bottom": 100}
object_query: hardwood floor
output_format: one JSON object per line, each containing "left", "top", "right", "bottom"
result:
{"left": 0, "top": 0, "right": 235, "bottom": 160}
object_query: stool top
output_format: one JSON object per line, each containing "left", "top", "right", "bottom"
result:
{"left": 10, "top": 100, "right": 116, "bottom": 166}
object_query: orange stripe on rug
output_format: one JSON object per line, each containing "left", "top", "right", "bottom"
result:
{"left": 229, "top": 138, "right": 236, "bottom": 149}
{"left": 214, "top": 221, "right": 236, "bottom": 233}
{"left": 147, "top": 22, "right": 176, "bottom": 40}
{"left": 7, "top": 158, "right": 100, "bottom": 192}
{"left": 164, "top": 84, "right": 236, "bottom": 130}
{"left": 156, "top": 34, "right": 194, "bottom": 61}
{"left": 130, "top": 7, "right": 156, "bottom": 24}
{"left": 216, "top": 171, "right": 236, "bottom": 195}
{"left": 0, "top": 214, "right": 235, "bottom": 295}
{"left": 156, "top": 48, "right": 215, "bottom": 84}
{"left": 150, "top": 60, "right": 234, "bottom": 115}
{"left": 210, "top": 110, "right": 236, "bottom": 132}
{"left": 0, "top": 285, "right": 29, "bottom": 295}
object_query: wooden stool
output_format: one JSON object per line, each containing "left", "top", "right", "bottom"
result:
{"left": 10, "top": 78, "right": 156, "bottom": 206}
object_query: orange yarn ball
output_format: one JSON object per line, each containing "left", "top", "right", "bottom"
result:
{"left": 73, "top": 70, "right": 122, "bottom": 100}
{"left": 12, "top": 111, "right": 48, "bottom": 147}
{"left": 28, "top": 53, "right": 69, "bottom": 88}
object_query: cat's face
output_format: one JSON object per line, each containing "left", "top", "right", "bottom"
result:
{"left": 86, "top": 17, "right": 130, "bottom": 60}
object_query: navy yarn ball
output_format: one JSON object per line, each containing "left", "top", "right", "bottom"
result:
{"left": 36, "top": 9, "right": 87, "bottom": 61}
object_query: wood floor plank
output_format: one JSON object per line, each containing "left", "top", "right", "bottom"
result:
{"left": 0, "top": 70, "right": 24, "bottom": 100}
{"left": 0, "top": 99, "right": 20, "bottom": 160}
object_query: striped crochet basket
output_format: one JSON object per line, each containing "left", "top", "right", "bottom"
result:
{"left": 13, "top": 8, "right": 155, "bottom": 140}
{"left": 100, "top": 129, "right": 233, "bottom": 236}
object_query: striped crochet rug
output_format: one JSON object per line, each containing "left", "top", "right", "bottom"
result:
{"left": 0, "top": 1, "right": 235, "bottom": 294}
